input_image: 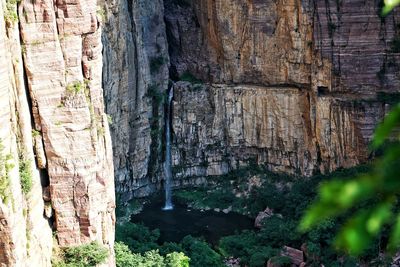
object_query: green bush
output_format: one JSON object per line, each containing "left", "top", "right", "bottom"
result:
{"left": 181, "top": 236, "right": 224, "bottom": 267}
{"left": 179, "top": 72, "right": 202, "bottom": 84}
{"left": 19, "top": 158, "right": 33, "bottom": 194}
{"left": 0, "top": 139, "right": 13, "bottom": 204}
{"left": 53, "top": 242, "right": 108, "bottom": 267}
{"left": 4, "top": 0, "right": 19, "bottom": 25}
{"left": 150, "top": 57, "right": 165, "bottom": 74}
{"left": 268, "top": 256, "right": 292, "bottom": 267}
{"left": 116, "top": 222, "right": 160, "bottom": 253}
{"left": 66, "top": 81, "right": 85, "bottom": 95}
{"left": 165, "top": 252, "right": 190, "bottom": 267}
{"left": 115, "top": 242, "right": 190, "bottom": 267}
{"left": 115, "top": 242, "right": 143, "bottom": 267}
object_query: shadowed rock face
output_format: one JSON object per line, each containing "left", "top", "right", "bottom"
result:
{"left": 0, "top": 0, "right": 115, "bottom": 265}
{"left": 102, "top": 0, "right": 170, "bottom": 200}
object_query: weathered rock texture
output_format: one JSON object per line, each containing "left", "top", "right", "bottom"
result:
{"left": 0, "top": 0, "right": 115, "bottom": 265}
{"left": 172, "top": 82, "right": 385, "bottom": 179}
{"left": 0, "top": 1, "right": 53, "bottom": 265}
{"left": 101, "top": 0, "right": 399, "bottom": 199}
{"left": 163, "top": 0, "right": 400, "bottom": 182}
{"left": 103, "top": 0, "right": 169, "bottom": 200}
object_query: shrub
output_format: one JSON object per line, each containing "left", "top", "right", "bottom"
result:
{"left": 150, "top": 57, "right": 165, "bottom": 74}
{"left": 4, "top": 0, "right": 19, "bottom": 26}
{"left": 31, "top": 129, "right": 41, "bottom": 137}
{"left": 116, "top": 222, "right": 160, "bottom": 253}
{"left": 181, "top": 236, "right": 224, "bottom": 267}
{"left": 115, "top": 242, "right": 142, "bottom": 267}
{"left": 0, "top": 139, "right": 13, "bottom": 204}
{"left": 53, "top": 242, "right": 109, "bottom": 267}
{"left": 268, "top": 256, "right": 292, "bottom": 267}
{"left": 165, "top": 252, "right": 190, "bottom": 267}
{"left": 19, "top": 158, "right": 33, "bottom": 194}
{"left": 179, "top": 72, "right": 202, "bottom": 84}
{"left": 115, "top": 242, "right": 190, "bottom": 267}
{"left": 66, "top": 81, "right": 85, "bottom": 95}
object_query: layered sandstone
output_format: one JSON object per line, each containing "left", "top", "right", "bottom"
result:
{"left": 0, "top": 0, "right": 115, "bottom": 265}
{"left": 0, "top": 1, "right": 53, "bottom": 265}
{"left": 171, "top": 82, "right": 385, "bottom": 181}
{"left": 99, "top": 0, "right": 400, "bottom": 200}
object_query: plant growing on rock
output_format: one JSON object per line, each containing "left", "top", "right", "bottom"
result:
{"left": 4, "top": 0, "right": 19, "bottom": 26}
{"left": 19, "top": 157, "right": 33, "bottom": 195}
{"left": 0, "top": 139, "right": 14, "bottom": 204}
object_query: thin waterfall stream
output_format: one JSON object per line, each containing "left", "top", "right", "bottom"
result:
{"left": 162, "top": 84, "right": 174, "bottom": 210}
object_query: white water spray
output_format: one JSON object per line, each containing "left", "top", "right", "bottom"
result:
{"left": 162, "top": 85, "right": 174, "bottom": 211}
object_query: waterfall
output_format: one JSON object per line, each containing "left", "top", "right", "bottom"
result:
{"left": 162, "top": 85, "right": 174, "bottom": 211}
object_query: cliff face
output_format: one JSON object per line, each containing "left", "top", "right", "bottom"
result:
{"left": 104, "top": 0, "right": 399, "bottom": 200}
{"left": 103, "top": 0, "right": 170, "bottom": 200}
{"left": 164, "top": 0, "right": 399, "bottom": 182}
{"left": 0, "top": 0, "right": 115, "bottom": 265}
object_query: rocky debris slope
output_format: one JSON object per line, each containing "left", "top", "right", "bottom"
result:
{"left": 0, "top": 0, "right": 115, "bottom": 265}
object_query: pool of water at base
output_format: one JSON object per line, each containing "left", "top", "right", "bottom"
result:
{"left": 131, "top": 197, "right": 255, "bottom": 246}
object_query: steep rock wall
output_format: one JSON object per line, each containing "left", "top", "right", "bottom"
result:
{"left": 172, "top": 82, "right": 384, "bottom": 181}
{"left": 165, "top": 0, "right": 399, "bottom": 180}
{"left": 103, "top": 0, "right": 170, "bottom": 200}
{"left": 0, "top": 1, "right": 53, "bottom": 264}
{"left": 101, "top": 0, "right": 399, "bottom": 198}
{"left": 0, "top": 0, "right": 115, "bottom": 265}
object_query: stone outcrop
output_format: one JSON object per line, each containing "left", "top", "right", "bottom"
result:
{"left": 0, "top": 0, "right": 115, "bottom": 265}
{"left": 281, "top": 246, "right": 304, "bottom": 266}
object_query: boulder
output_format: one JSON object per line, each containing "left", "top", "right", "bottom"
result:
{"left": 281, "top": 246, "right": 304, "bottom": 266}
{"left": 255, "top": 207, "right": 274, "bottom": 228}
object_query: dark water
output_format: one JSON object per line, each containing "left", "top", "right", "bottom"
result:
{"left": 131, "top": 198, "right": 254, "bottom": 245}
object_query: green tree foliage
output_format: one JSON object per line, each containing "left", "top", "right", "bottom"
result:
{"left": 165, "top": 252, "right": 190, "bottom": 267}
{"left": 180, "top": 236, "right": 224, "bottom": 267}
{"left": 382, "top": 0, "right": 400, "bottom": 15}
{"left": 53, "top": 242, "right": 109, "bottom": 267}
{"left": 116, "top": 222, "right": 160, "bottom": 253}
{"left": 115, "top": 242, "right": 190, "bottom": 267}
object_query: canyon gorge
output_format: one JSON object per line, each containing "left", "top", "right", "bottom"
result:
{"left": 0, "top": 0, "right": 399, "bottom": 265}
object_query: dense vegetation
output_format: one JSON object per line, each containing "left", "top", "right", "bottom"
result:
{"left": 115, "top": 165, "right": 390, "bottom": 267}
{"left": 52, "top": 242, "right": 109, "bottom": 267}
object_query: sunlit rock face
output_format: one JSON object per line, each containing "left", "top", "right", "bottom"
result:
{"left": 165, "top": 0, "right": 398, "bottom": 181}
{"left": 171, "top": 82, "right": 384, "bottom": 182}
{"left": 0, "top": 0, "right": 115, "bottom": 265}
